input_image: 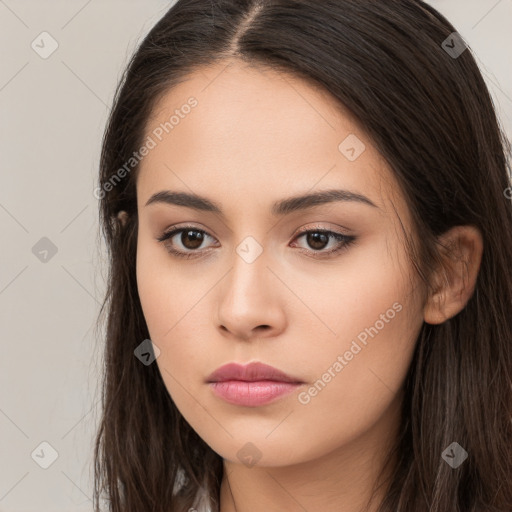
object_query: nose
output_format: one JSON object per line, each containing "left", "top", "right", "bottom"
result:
{"left": 215, "top": 243, "right": 287, "bottom": 342}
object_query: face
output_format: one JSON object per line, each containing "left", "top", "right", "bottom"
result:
{"left": 135, "top": 59, "right": 426, "bottom": 467}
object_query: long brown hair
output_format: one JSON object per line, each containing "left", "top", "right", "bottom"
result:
{"left": 93, "top": 1, "right": 512, "bottom": 510}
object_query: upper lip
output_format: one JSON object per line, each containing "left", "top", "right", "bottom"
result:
{"left": 206, "top": 362, "right": 303, "bottom": 383}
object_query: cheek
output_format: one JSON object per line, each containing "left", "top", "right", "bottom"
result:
{"left": 289, "top": 312, "right": 419, "bottom": 466}
{"left": 136, "top": 233, "right": 195, "bottom": 339}
{"left": 288, "top": 240, "right": 422, "bottom": 440}
{"left": 136, "top": 240, "right": 214, "bottom": 410}
{"left": 300, "top": 233, "right": 418, "bottom": 359}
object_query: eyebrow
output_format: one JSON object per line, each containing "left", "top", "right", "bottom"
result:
{"left": 144, "top": 188, "right": 378, "bottom": 216}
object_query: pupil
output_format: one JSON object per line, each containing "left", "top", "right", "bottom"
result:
{"left": 182, "top": 230, "right": 203, "bottom": 249}
{"left": 308, "top": 232, "right": 328, "bottom": 250}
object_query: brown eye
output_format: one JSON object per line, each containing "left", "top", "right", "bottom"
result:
{"left": 156, "top": 226, "right": 217, "bottom": 259}
{"left": 305, "top": 232, "right": 329, "bottom": 250}
{"left": 179, "top": 229, "right": 205, "bottom": 250}
{"left": 156, "top": 225, "right": 356, "bottom": 260}
{"left": 291, "top": 228, "right": 356, "bottom": 259}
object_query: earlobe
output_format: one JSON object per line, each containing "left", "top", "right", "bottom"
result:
{"left": 117, "top": 210, "right": 129, "bottom": 227}
{"left": 423, "top": 225, "right": 483, "bottom": 325}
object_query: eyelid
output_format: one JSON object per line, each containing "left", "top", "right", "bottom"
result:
{"left": 156, "top": 223, "right": 212, "bottom": 243}
{"left": 294, "top": 222, "right": 353, "bottom": 236}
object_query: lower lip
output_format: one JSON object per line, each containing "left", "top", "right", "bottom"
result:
{"left": 208, "top": 380, "right": 301, "bottom": 406}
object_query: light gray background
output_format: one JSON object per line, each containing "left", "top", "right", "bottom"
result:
{"left": 0, "top": 1, "right": 511, "bottom": 511}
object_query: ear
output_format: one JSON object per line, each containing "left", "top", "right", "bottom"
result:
{"left": 117, "top": 210, "right": 129, "bottom": 226}
{"left": 423, "top": 225, "right": 483, "bottom": 325}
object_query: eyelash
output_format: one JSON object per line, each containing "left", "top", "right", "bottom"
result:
{"left": 156, "top": 224, "right": 356, "bottom": 260}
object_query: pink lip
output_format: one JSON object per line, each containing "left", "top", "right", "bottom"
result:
{"left": 206, "top": 362, "right": 304, "bottom": 407}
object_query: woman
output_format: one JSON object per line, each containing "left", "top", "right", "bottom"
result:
{"left": 93, "top": 1, "right": 512, "bottom": 511}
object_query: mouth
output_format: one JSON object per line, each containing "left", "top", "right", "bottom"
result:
{"left": 206, "top": 362, "right": 304, "bottom": 407}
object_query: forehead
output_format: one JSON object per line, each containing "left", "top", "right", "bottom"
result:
{"left": 137, "top": 59, "right": 404, "bottom": 219}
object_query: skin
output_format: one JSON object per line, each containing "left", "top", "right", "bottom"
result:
{"left": 133, "top": 59, "right": 483, "bottom": 512}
